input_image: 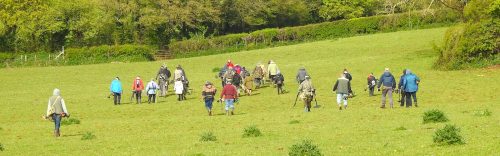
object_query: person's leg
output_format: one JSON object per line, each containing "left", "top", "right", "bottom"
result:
{"left": 405, "top": 92, "right": 412, "bottom": 107}
{"left": 369, "top": 87, "right": 374, "bottom": 96}
{"left": 336, "top": 94, "right": 342, "bottom": 110}
{"left": 387, "top": 88, "right": 393, "bottom": 108}
{"left": 153, "top": 94, "right": 156, "bottom": 103}
{"left": 113, "top": 92, "right": 118, "bottom": 105}
{"left": 381, "top": 88, "right": 388, "bottom": 108}
{"left": 306, "top": 97, "right": 312, "bottom": 112}
{"left": 52, "top": 114, "right": 62, "bottom": 137}
{"left": 400, "top": 91, "right": 406, "bottom": 107}
{"left": 178, "top": 94, "right": 181, "bottom": 101}
{"left": 412, "top": 92, "right": 417, "bottom": 107}
{"left": 147, "top": 94, "right": 151, "bottom": 103}
{"left": 343, "top": 93, "right": 348, "bottom": 109}
{"left": 117, "top": 93, "right": 121, "bottom": 104}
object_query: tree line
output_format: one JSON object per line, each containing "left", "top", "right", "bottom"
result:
{"left": 0, "top": 0, "right": 466, "bottom": 53}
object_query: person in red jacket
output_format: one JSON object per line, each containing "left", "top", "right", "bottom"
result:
{"left": 226, "top": 60, "right": 234, "bottom": 69}
{"left": 220, "top": 81, "right": 238, "bottom": 116}
{"left": 132, "top": 76, "right": 144, "bottom": 104}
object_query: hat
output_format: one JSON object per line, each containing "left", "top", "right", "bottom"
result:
{"left": 136, "top": 76, "right": 140, "bottom": 79}
{"left": 385, "top": 68, "right": 390, "bottom": 71}
{"left": 205, "top": 81, "right": 212, "bottom": 85}
{"left": 227, "top": 60, "right": 231, "bottom": 62}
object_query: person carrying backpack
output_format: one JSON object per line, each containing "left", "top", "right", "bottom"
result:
{"left": 110, "top": 77, "right": 122, "bottom": 105}
{"left": 402, "top": 69, "right": 420, "bottom": 107}
{"left": 156, "top": 64, "right": 171, "bottom": 97}
{"left": 202, "top": 81, "right": 217, "bottom": 116}
{"left": 298, "top": 76, "right": 315, "bottom": 112}
{"left": 296, "top": 67, "right": 309, "bottom": 84}
{"left": 377, "top": 68, "right": 396, "bottom": 108}
{"left": 366, "top": 73, "right": 377, "bottom": 96}
{"left": 344, "top": 69, "right": 352, "bottom": 81}
{"left": 232, "top": 72, "right": 242, "bottom": 95}
{"left": 274, "top": 71, "right": 285, "bottom": 95}
{"left": 132, "top": 76, "right": 144, "bottom": 104}
{"left": 243, "top": 73, "right": 254, "bottom": 96}
{"left": 252, "top": 64, "right": 264, "bottom": 88}
{"left": 45, "top": 88, "right": 69, "bottom": 137}
{"left": 146, "top": 78, "right": 159, "bottom": 104}
{"left": 333, "top": 73, "right": 352, "bottom": 110}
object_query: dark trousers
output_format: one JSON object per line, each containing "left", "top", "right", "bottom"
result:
{"left": 369, "top": 87, "right": 375, "bottom": 96}
{"left": 405, "top": 92, "right": 417, "bottom": 107}
{"left": 205, "top": 98, "right": 214, "bottom": 110}
{"left": 135, "top": 90, "right": 142, "bottom": 104}
{"left": 148, "top": 94, "right": 156, "bottom": 103}
{"left": 277, "top": 84, "right": 284, "bottom": 94}
{"left": 113, "top": 92, "right": 121, "bottom": 105}
{"left": 400, "top": 91, "right": 406, "bottom": 106}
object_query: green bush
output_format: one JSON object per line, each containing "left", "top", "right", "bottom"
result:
{"left": 242, "top": 125, "right": 262, "bottom": 138}
{"left": 66, "top": 44, "right": 156, "bottom": 65}
{"left": 61, "top": 118, "right": 81, "bottom": 126}
{"left": 81, "top": 132, "right": 96, "bottom": 140}
{"left": 423, "top": 109, "right": 449, "bottom": 124}
{"left": 199, "top": 131, "right": 217, "bottom": 142}
{"left": 0, "top": 143, "right": 4, "bottom": 151}
{"left": 170, "top": 10, "right": 459, "bottom": 58}
{"left": 433, "top": 124, "right": 464, "bottom": 145}
{"left": 289, "top": 140, "right": 322, "bottom": 156}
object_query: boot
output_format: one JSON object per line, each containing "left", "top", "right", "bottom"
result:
{"left": 231, "top": 111, "right": 234, "bottom": 115}
{"left": 414, "top": 102, "right": 418, "bottom": 107}
{"left": 338, "top": 105, "right": 342, "bottom": 110}
{"left": 54, "top": 130, "right": 58, "bottom": 137}
{"left": 344, "top": 105, "right": 348, "bottom": 109}
{"left": 208, "top": 110, "right": 212, "bottom": 116}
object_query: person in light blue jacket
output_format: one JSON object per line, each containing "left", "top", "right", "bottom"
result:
{"left": 403, "top": 69, "right": 420, "bottom": 107}
{"left": 110, "top": 77, "right": 123, "bottom": 105}
{"left": 146, "top": 78, "right": 159, "bottom": 104}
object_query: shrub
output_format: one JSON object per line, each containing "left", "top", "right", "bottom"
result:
{"left": 423, "top": 109, "right": 449, "bottom": 124}
{"left": 433, "top": 124, "right": 465, "bottom": 145}
{"left": 474, "top": 109, "right": 492, "bottom": 117}
{"left": 199, "top": 131, "right": 217, "bottom": 142}
{"left": 289, "top": 140, "right": 322, "bottom": 156}
{"left": 289, "top": 120, "right": 300, "bottom": 124}
{"left": 65, "top": 44, "right": 156, "bottom": 65}
{"left": 0, "top": 143, "right": 4, "bottom": 151}
{"left": 81, "top": 132, "right": 96, "bottom": 140}
{"left": 169, "top": 10, "right": 459, "bottom": 58}
{"left": 242, "top": 125, "right": 262, "bottom": 138}
{"left": 61, "top": 118, "right": 81, "bottom": 126}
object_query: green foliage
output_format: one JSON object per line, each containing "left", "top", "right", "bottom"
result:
{"left": 289, "top": 140, "right": 322, "bottom": 156}
{"left": 473, "top": 109, "right": 492, "bottom": 117}
{"left": 242, "top": 125, "right": 262, "bottom": 138}
{"left": 61, "top": 118, "right": 81, "bottom": 126}
{"left": 0, "top": 143, "right": 3, "bottom": 151}
{"left": 199, "top": 131, "right": 217, "bottom": 142}
{"left": 289, "top": 120, "right": 300, "bottom": 124}
{"left": 433, "top": 124, "right": 465, "bottom": 145}
{"left": 65, "top": 44, "right": 156, "bottom": 65}
{"left": 81, "top": 132, "right": 96, "bottom": 140}
{"left": 423, "top": 109, "right": 449, "bottom": 124}
{"left": 170, "top": 11, "right": 459, "bottom": 58}
{"left": 394, "top": 126, "right": 407, "bottom": 131}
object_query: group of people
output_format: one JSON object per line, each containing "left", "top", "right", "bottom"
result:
{"left": 44, "top": 59, "right": 421, "bottom": 137}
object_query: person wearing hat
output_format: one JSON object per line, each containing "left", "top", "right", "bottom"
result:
{"left": 220, "top": 80, "right": 238, "bottom": 115}
{"left": 274, "top": 71, "right": 285, "bottom": 94}
{"left": 333, "top": 73, "right": 352, "bottom": 110}
{"left": 402, "top": 69, "right": 420, "bottom": 107}
{"left": 110, "top": 77, "right": 123, "bottom": 105}
{"left": 226, "top": 59, "right": 234, "bottom": 68}
{"left": 132, "top": 76, "right": 144, "bottom": 104}
{"left": 156, "top": 64, "right": 171, "bottom": 97}
{"left": 45, "top": 88, "right": 69, "bottom": 137}
{"left": 366, "top": 73, "right": 377, "bottom": 96}
{"left": 146, "top": 78, "right": 159, "bottom": 104}
{"left": 267, "top": 60, "right": 279, "bottom": 86}
{"left": 298, "top": 76, "right": 315, "bottom": 112}
{"left": 377, "top": 68, "right": 396, "bottom": 108}
{"left": 202, "top": 81, "right": 217, "bottom": 116}
{"left": 252, "top": 64, "right": 264, "bottom": 88}
{"left": 343, "top": 68, "right": 352, "bottom": 81}
{"left": 174, "top": 78, "right": 185, "bottom": 101}
{"left": 296, "top": 67, "right": 309, "bottom": 84}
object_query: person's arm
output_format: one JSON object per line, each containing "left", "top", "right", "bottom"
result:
{"left": 47, "top": 99, "right": 51, "bottom": 115}
{"left": 220, "top": 88, "right": 225, "bottom": 99}
{"left": 110, "top": 82, "right": 113, "bottom": 92}
{"left": 392, "top": 76, "right": 396, "bottom": 89}
{"left": 61, "top": 99, "right": 69, "bottom": 115}
{"left": 333, "top": 80, "right": 339, "bottom": 91}
{"left": 416, "top": 76, "right": 420, "bottom": 85}
{"left": 348, "top": 81, "right": 352, "bottom": 93}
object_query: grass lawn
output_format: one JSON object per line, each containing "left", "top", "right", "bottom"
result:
{"left": 0, "top": 27, "right": 498, "bottom": 155}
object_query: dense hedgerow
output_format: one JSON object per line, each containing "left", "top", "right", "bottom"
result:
{"left": 170, "top": 10, "right": 459, "bottom": 58}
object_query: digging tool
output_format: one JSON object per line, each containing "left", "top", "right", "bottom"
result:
{"left": 293, "top": 92, "right": 300, "bottom": 107}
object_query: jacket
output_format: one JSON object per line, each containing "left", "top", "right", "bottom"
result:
{"left": 146, "top": 81, "right": 159, "bottom": 94}
{"left": 296, "top": 69, "right": 308, "bottom": 82}
{"left": 221, "top": 84, "right": 238, "bottom": 99}
{"left": 403, "top": 73, "right": 420, "bottom": 92}
{"left": 333, "top": 77, "right": 351, "bottom": 94}
{"left": 110, "top": 79, "right": 122, "bottom": 93}
{"left": 267, "top": 63, "right": 278, "bottom": 76}
{"left": 244, "top": 76, "right": 254, "bottom": 90}
{"left": 367, "top": 75, "right": 376, "bottom": 88}
{"left": 253, "top": 66, "right": 263, "bottom": 79}
{"left": 132, "top": 79, "right": 144, "bottom": 91}
{"left": 202, "top": 85, "right": 217, "bottom": 99}
{"left": 298, "top": 79, "right": 315, "bottom": 97}
{"left": 274, "top": 73, "right": 284, "bottom": 85}
{"left": 174, "top": 81, "right": 184, "bottom": 94}
{"left": 377, "top": 72, "right": 396, "bottom": 88}
{"left": 46, "top": 89, "right": 69, "bottom": 116}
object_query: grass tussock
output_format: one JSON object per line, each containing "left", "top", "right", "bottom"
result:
{"left": 433, "top": 124, "right": 464, "bottom": 145}
{"left": 61, "top": 118, "right": 81, "bottom": 126}
{"left": 81, "top": 132, "right": 96, "bottom": 140}
{"left": 289, "top": 120, "right": 300, "bottom": 124}
{"left": 423, "top": 109, "right": 449, "bottom": 124}
{"left": 242, "top": 125, "right": 262, "bottom": 138}
{"left": 473, "top": 109, "right": 492, "bottom": 117}
{"left": 289, "top": 140, "right": 322, "bottom": 156}
{"left": 199, "top": 132, "right": 217, "bottom": 142}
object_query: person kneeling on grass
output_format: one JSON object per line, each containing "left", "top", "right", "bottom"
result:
{"left": 110, "top": 77, "right": 122, "bottom": 105}
{"left": 220, "top": 81, "right": 238, "bottom": 116}
{"left": 202, "top": 81, "right": 217, "bottom": 116}
{"left": 45, "top": 88, "right": 70, "bottom": 137}
{"left": 146, "top": 78, "right": 159, "bottom": 104}
{"left": 333, "top": 73, "right": 352, "bottom": 110}
{"left": 174, "top": 78, "right": 185, "bottom": 101}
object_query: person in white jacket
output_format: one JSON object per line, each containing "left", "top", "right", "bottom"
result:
{"left": 145, "top": 79, "right": 159, "bottom": 104}
{"left": 174, "top": 78, "right": 185, "bottom": 101}
{"left": 45, "top": 88, "right": 69, "bottom": 137}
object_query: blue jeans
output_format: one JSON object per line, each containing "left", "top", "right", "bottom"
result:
{"left": 205, "top": 98, "right": 214, "bottom": 110}
{"left": 225, "top": 99, "right": 235, "bottom": 111}
{"left": 336, "top": 93, "right": 348, "bottom": 106}
{"left": 52, "top": 114, "right": 62, "bottom": 130}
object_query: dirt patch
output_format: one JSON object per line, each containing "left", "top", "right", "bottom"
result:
{"left": 486, "top": 64, "right": 500, "bottom": 70}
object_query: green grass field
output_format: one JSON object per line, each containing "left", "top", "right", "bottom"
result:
{"left": 0, "top": 27, "right": 498, "bottom": 155}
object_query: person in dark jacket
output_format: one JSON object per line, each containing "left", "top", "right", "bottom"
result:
{"left": 232, "top": 72, "right": 242, "bottom": 95}
{"left": 296, "top": 67, "right": 309, "bottom": 84}
{"left": 397, "top": 69, "right": 407, "bottom": 107}
{"left": 274, "top": 71, "right": 285, "bottom": 94}
{"left": 220, "top": 81, "right": 238, "bottom": 115}
{"left": 156, "top": 64, "right": 171, "bottom": 97}
{"left": 402, "top": 69, "right": 420, "bottom": 107}
{"left": 202, "top": 81, "right": 217, "bottom": 116}
{"left": 343, "top": 69, "right": 352, "bottom": 81}
{"left": 333, "top": 74, "right": 352, "bottom": 110}
{"left": 377, "top": 68, "right": 396, "bottom": 108}
{"left": 366, "top": 73, "right": 376, "bottom": 96}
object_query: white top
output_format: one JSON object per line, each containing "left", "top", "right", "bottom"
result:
{"left": 174, "top": 81, "right": 184, "bottom": 94}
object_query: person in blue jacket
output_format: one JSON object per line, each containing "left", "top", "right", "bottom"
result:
{"left": 397, "top": 69, "right": 407, "bottom": 107}
{"left": 110, "top": 77, "right": 123, "bottom": 105}
{"left": 402, "top": 69, "right": 420, "bottom": 107}
{"left": 377, "top": 68, "right": 396, "bottom": 108}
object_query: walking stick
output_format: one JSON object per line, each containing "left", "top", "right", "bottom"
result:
{"left": 293, "top": 92, "right": 300, "bottom": 107}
